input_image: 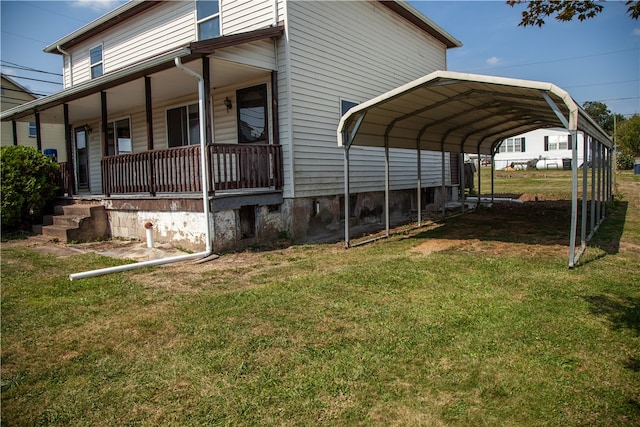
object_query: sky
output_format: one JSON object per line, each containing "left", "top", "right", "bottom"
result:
{"left": 1, "top": 0, "right": 639, "bottom": 118}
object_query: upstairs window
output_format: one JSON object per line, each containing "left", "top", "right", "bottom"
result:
{"left": 90, "top": 45, "right": 103, "bottom": 79}
{"left": 498, "top": 137, "right": 525, "bottom": 153}
{"left": 28, "top": 122, "right": 37, "bottom": 138}
{"left": 237, "top": 84, "right": 268, "bottom": 144}
{"left": 197, "top": 0, "right": 220, "bottom": 40}
{"left": 167, "top": 103, "right": 200, "bottom": 147}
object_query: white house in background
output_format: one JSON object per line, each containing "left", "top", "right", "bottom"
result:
{"left": 1, "top": 0, "right": 462, "bottom": 250}
{"left": 494, "top": 128, "right": 586, "bottom": 170}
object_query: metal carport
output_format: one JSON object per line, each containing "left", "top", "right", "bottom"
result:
{"left": 337, "top": 71, "right": 613, "bottom": 268}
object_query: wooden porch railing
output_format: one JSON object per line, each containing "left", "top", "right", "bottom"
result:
{"left": 101, "top": 144, "right": 283, "bottom": 196}
{"left": 55, "top": 162, "right": 73, "bottom": 196}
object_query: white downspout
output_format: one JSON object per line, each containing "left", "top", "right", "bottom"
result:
{"left": 57, "top": 45, "right": 73, "bottom": 88}
{"left": 68, "top": 55, "right": 214, "bottom": 280}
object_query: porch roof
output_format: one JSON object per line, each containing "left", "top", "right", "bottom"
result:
{"left": 338, "top": 71, "right": 612, "bottom": 155}
{"left": 2, "top": 24, "right": 285, "bottom": 123}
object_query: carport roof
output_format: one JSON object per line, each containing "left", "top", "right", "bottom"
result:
{"left": 338, "top": 71, "right": 612, "bottom": 155}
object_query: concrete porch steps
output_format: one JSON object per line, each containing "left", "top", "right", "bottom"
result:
{"left": 35, "top": 204, "right": 110, "bottom": 243}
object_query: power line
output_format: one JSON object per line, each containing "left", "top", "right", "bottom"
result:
{"left": 0, "top": 30, "right": 49, "bottom": 45}
{"left": 5, "top": 75, "right": 62, "bottom": 86}
{"left": 1, "top": 61, "right": 63, "bottom": 77}
{"left": 564, "top": 79, "right": 640, "bottom": 89}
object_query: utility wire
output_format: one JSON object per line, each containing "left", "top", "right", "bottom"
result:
{"left": 1, "top": 61, "right": 63, "bottom": 77}
{"left": 5, "top": 75, "right": 62, "bottom": 86}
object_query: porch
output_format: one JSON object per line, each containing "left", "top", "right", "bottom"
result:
{"left": 100, "top": 143, "right": 283, "bottom": 196}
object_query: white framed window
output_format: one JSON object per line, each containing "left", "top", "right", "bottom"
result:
{"left": 544, "top": 135, "right": 571, "bottom": 151}
{"left": 196, "top": 0, "right": 220, "bottom": 40}
{"left": 28, "top": 122, "right": 37, "bottom": 138}
{"left": 498, "top": 137, "right": 525, "bottom": 153}
{"left": 167, "top": 103, "right": 200, "bottom": 147}
{"left": 90, "top": 44, "right": 103, "bottom": 79}
{"left": 106, "top": 117, "right": 131, "bottom": 156}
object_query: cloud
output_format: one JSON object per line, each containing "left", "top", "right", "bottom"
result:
{"left": 485, "top": 56, "right": 503, "bottom": 66}
{"left": 70, "top": 0, "right": 123, "bottom": 12}
{"left": 633, "top": 28, "right": 640, "bottom": 36}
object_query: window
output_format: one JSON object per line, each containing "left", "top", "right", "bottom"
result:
{"left": 90, "top": 45, "right": 103, "bottom": 79}
{"left": 197, "top": 0, "right": 220, "bottom": 40}
{"left": 28, "top": 122, "right": 37, "bottom": 138}
{"left": 498, "top": 137, "right": 525, "bottom": 153}
{"left": 341, "top": 100, "right": 359, "bottom": 116}
{"left": 167, "top": 103, "right": 200, "bottom": 147}
{"left": 106, "top": 118, "right": 131, "bottom": 156}
{"left": 237, "top": 84, "right": 268, "bottom": 144}
{"left": 544, "top": 135, "right": 572, "bottom": 151}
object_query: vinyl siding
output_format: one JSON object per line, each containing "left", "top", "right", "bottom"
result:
{"left": 286, "top": 0, "right": 449, "bottom": 198}
{"left": 64, "top": 0, "right": 279, "bottom": 87}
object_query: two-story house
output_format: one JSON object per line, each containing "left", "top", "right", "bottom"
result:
{"left": 1, "top": 0, "right": 462, "bottom": 250}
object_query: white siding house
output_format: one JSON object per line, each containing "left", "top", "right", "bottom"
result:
{"left": 1, "top": 0, "right": 462, "bottom": 250}
{"left": 494, "top": 128, "right": 586, "bottom": 170}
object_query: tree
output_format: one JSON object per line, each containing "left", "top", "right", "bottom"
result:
{"left": 507, "top": 1, "right": 640, "bottom": 27}
{"left": 616, "top": 114, "right": 640, "bottom": 158}
{"left": 582, "top": 101, "right": 626, "bottom": 136}
{"left": 0, "top": 146, "right": 60, "bottom": 230}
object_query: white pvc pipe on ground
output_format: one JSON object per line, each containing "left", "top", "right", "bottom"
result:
{"left": 69, "top": 53, "right": 213, "bottom": 281}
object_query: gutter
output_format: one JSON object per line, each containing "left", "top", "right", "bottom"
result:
{"left": 57, "top": 45, "right": 73, "bottom": 87}
{"left": 69, "top": 54, "right": 214, "bottom": 280}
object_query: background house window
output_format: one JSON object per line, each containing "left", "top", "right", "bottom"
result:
{"left": 167, "top": 103, "right": 200, "bottom": 147}
{"left": 544, "top": 135, "right": 572, "bottom": 151}
{"left": 197, "top": 0, "right": 220, "bottom": 40}
{"left": 237, "top": 84, "right": 267, "bottom": 143}
{"left": 106, "top": 118, "right": 131, "bottom": 156}
{"left": 498, "top": 137, "right": 525, "bottom": 153}
{"left": 28, "top": 122, "right": 37, "bottom": 138}
{"left": 90, "top": 45, "right": 103, "bottom": 79}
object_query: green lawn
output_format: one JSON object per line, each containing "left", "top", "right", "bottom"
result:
{"left": 2, "top": 171, "right": 639, "bottom": 426}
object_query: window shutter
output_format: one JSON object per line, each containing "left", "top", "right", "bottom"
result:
{"left": 567, "top": 134, "right": 573, "bottom": 150}
{"left": 521, "top": 137, "right": 526, "bottom": 152}
{"left": 544, "top": 136, "right": 549, "bottom": 151}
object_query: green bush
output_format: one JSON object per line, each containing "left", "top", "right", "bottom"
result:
{"left": 617, "top": 151, "right": 634, "bottom": 170}
{"left": 1, "top": 146, "right": 60, "bottom": 230}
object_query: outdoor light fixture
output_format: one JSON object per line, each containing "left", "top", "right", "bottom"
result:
{"left": 224, "top": 97, "right": 232, "bottom": 112}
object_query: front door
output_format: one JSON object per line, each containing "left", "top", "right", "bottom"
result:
{"left": 75, "top": 128, "right": 89, "bottom": 191}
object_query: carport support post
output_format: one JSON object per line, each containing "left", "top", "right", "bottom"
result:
{"left": 581, "top": 134, "right": 589, "bottom": 247}
{"left": 441, "top": 144, "right": 446, "bottom": 217}
{"left": 590, "top": 138, "right": 596, "bottom": 235}
{"left": 569, "top": 129, "right": 579, "bottom": 268}
{"left": 384, "top": 136, "right": 390, "bottom": 238}
{"left": 476, "top": 146, "right": 481, "bottom": 200}
{"left": 344, "top": 141, "right": 351, "bottom": 248}
{"left": 416, "top": 140, "right": 422, "bottom": 226}
{"left": 460, "top": 152, "right": 465, "bottom": 213}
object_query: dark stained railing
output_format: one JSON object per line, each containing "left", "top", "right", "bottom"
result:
{"left": 101, "top": 144, "right": 283, "bottom": 196}
{"left": 55, "top": 162, "right": 73, "bottom": 196}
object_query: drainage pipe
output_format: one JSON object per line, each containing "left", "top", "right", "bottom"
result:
{"left": 69, "top": 55, "right": 213, "bottom": 280}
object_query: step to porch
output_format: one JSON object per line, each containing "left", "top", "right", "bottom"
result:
{"left": 35, "top": 204, "right": 110, "bottom": 243}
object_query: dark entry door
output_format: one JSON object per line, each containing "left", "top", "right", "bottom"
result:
{"left": 75, "top": 128, "right": 89, "bottom": 191}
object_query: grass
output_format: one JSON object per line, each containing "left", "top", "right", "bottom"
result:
{"left": 2, "top": 170, "right": 639, "bottom": 426}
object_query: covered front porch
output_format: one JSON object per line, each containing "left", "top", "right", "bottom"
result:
{"left": 4, "top": 25, "right": 286, "bottom": 200}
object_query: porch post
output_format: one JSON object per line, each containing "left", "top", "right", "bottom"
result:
{"left": 145, "top": 77, "right": 156, "bottom": 196}
{"left": 271, "top": 70, "right": 280, "bottom": 145}
{"left": 202, "top": 57, "right": 213, "bottom": 146}
{"left": 11, "top": 120, "right": 17, "bottom": 146}
{"left": 101, "top": 91, "right": 108, "bottom": 157}
{"left": 145, "top": 76, "right": 154, "bottom": 150}
{"left": 63, "top": 103, "right": 76, "bottom": 195}
{"left": 35, "top": 112, "right": 42, "bottom": 152}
